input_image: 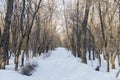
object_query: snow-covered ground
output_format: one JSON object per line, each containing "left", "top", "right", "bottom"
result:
{"left": 0, "top": 47, "right": 119, "bottom": 80}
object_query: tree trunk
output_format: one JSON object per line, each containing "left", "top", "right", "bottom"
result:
{"left": 0, "top": 0, "right": 14, "bottom": 69}
{"left": 98, "top": 53, "right": 101, "bottom": 67}
{"left": 81, "top": 47, "right": 87, "bottom": 63}
{"left": 92, "top": 47, "right": 95, "bottom": 60}
{"left": 14, "top": 54, "right": 19, "bottom": 71}
{"left": 118, "top": 54, "right": 120, "bottom": 66}
{"left": 0, "top": 59, "right": 6, "bottom": 69}
{"left": 81, "top": 0, "right": 91, "bottom": 64}
{"left": 5, "top": 58, "right": 9, "bottom": 65}
{"left": 21, "top": 52, "right": 24, "bottom": 66}
{"left": 107, "top": 54, "right": 110, "bottom": 72}
{"left": 88, "top": 48, "right": 91, "bottom": 60}
{"left": 104, "top": 47, "right": 110, "bottom": 72}
{"left": 117, "top": 45, "right": 120, "bottom": 66}
{"left": 111, "top": 55, "right": 115, "bottom": 69}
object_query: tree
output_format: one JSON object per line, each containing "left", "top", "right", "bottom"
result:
{"left": 0, "top": 0, "right": 14, "bottom": 69}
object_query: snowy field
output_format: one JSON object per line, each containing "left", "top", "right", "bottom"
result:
{"left": 0, "top": 47, "right": 120, "bottom": 80}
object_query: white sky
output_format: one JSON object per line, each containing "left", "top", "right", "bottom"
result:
{"left": 0, "top": 1, "right": 2, "bottom": 7}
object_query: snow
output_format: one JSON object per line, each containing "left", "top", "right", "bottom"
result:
{"left": 0, "top": 47, "right": 119, "bottom": 80}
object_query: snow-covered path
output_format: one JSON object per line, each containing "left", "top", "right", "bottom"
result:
{"left": 0, "top": 47, "right": 118, "bottom": 80}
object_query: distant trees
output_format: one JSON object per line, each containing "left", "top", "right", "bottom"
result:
{"left": 62, "top": 0, "right": 91, "bottom": 64}
{"left": 0, "top": 0, "right": 61, "bottom": 70}
{"left": 96, "top": 0, "right": 119, "bottom": 72}
{"left": 62, "top": 0, "right": 120, "bottom": 72}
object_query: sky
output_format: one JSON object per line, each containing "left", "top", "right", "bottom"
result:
{"left": 0, "top": 1, "right": 1, "bottom": 4}
{"left": 0, "top": 0, "right": 4, "bottom": 10}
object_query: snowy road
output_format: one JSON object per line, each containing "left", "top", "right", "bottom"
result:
{"left": 0, "top": 47, "right": 118, "bottom": 80}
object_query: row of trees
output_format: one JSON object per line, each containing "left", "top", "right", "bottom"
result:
{"left": 62, "top": 0, "right": 120, "bottom": 72}
{"left": 0, "top": 0, "right": 61, "bottom": 71}
{"left": 0, "top": 0, "right": 120, "bottom": 73}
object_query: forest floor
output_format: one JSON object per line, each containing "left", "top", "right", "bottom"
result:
{"left": 0, "top": 47, "right": 119, "bottom": 80}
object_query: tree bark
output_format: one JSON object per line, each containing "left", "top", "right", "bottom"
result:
{"left": 0, "top": 0, "right": 14, "bottom": 69}
{"left": 81, "top": 0, "right": 91, "bottom": 64}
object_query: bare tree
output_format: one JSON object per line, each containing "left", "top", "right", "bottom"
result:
{"left": 0, "top": 0, "right": 14, "bottom": 69}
